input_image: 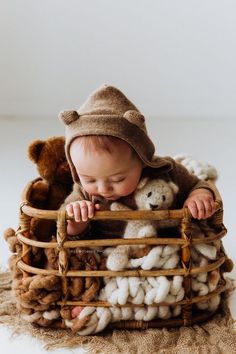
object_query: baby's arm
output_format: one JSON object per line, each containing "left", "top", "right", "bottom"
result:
{"left": 183, "top": 188, "right": 215, "bottom": 219}
{"left": 168, "top": 158, "right": 216, "bottom": 220}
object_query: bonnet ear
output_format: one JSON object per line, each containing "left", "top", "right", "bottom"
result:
{"left": 58, "top": 110, "right": 80, "bottom": 125}
{"left": 28, "top": 140, "right": 45, "bottom": 163}
{"left": 168, "top": 181, "right": 179, "bottom": 194}
{"left": 123, "top": 110, "right": 146, "bottom": 130}
{"left": 137, "top": 177, "right": 149, "bottom": 190}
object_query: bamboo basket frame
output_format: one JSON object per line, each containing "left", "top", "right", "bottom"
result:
{"left": 15, "top": 178, "right": 229, "bottom": 329}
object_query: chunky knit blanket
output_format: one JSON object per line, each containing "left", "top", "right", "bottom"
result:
{"left": 0, "top": 271, "right": 236, "bottom": 353}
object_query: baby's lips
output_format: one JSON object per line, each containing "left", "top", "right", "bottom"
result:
{"left": 92, "top": 196, "right": 103, "bottom": 204}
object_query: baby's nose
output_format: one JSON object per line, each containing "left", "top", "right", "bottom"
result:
{"left": 98, "top": 182, "right": 112, "bottom": 194}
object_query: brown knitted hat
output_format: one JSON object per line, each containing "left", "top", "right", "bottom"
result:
{"left": 59, "top": 84, "right": 172, "bottom": 182}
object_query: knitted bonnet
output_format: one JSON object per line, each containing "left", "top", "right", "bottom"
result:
{"left": 59, "top": 84, "right": 172, "bottom": 182}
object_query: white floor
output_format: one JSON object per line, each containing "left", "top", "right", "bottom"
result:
{"left": 0, "top": 117, "right": 235, "bottom": 353}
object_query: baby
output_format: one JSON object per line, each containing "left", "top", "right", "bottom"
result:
{"left": 59, "top": 84, "right": 216, "bottom": 318}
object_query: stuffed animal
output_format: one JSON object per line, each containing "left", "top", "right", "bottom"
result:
{"left": 27, "top": 136, "right": 73, "bottom": 243}
{"left": 106, "top": 177, "right": 179, "bottom": 271}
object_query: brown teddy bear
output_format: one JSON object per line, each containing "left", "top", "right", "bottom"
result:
{"left": 27, "top": 136, "right": 73, "bottom": 243}
{"left": 5, "top": 136, "right": 104, "bottom": 327}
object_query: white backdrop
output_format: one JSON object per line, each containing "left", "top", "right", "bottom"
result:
{"left": 0, "top": 0, "right": 236, "bottom": 119}
{"left": 0, "top": 1, "right": 235, "bottom": 353}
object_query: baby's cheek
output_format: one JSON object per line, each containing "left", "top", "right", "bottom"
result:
{"left": 118, "top": 184, "right": 136, "bottom": 196}
{"left": 82, "top": 184, "right": 95, "bottom": 195}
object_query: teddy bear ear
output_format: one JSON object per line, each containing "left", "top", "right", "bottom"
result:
{"left": 28, "top": 140, "right": 45, "bottom": 163}
{"left": 137, "top": 177, "right": 149, "bottom": 190}
{"left": 123, "top": 110, "right": 146, "bottom": 129}
{"left": 168, "top": 181, "right": 179, "bottom": 194}
{"left": 58, "top": 110, "right": 80, "bottom": 125}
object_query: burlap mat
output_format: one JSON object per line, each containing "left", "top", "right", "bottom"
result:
{"left": 0, "top": 271, "right": 236, "bottom": 354}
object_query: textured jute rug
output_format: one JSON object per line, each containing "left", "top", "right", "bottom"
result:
{"left": 0, "top": 271, "right": 236, "bottom": 354}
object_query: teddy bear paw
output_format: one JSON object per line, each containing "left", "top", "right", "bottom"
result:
{"left": 106, "top": 246, "right": 129, "bottom": 271}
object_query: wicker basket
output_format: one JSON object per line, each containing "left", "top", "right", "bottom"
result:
{"left": 13, "top": 178, "right": 231, "bottom": 330}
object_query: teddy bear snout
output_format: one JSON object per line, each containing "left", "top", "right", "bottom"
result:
{"left": 149, "top": 203, "right": 159, "bottom": 210}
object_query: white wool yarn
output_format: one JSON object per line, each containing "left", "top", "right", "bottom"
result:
{"left": 64, "top": 251, "right": 221, "bottom": 335}
{"left": 196, "top": 294, "right": 221, "bottom": 312}
{"left": 192, "top": 267, "right": 220, "bottom": 297}
{"left": 66, "top": 289, "right": 220, "bottom": 335}
{"left": 66, "top": 307, "right": 112, "bottom": 336}
{"left": 194, "top": 244, "right": 217, "bottom": 260}
{"left": 43, "top": 309, "right": 61, "bottom": 320}
{"left": 128, "top": 245, "right": 180, "bottom": 270}
{"left": 67, "top": 303, "right": 181, "bottom": 335}
{"left": 101, "top": 276, "right": 185, "bottom": 306}
{"left": 174, "top": 154, "right": 218, "bottom": 181}
{"left": 190, "top": 222, "right": 218, "bottom": 262}
{"left": 63, "top": 274, "right": 185, "bottom": 335}
{"left": 22, "top": 308, "right": 61, "bottom": 323}
{"left": 106, "top": 244, "right": 180, "bottom": 272}
{"left": 22, "top": 311, "right": 42, "bottom": 323}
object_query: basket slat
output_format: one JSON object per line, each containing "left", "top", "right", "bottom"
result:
{"left": 17, "top": 257, "right": 226, "bottom": 277}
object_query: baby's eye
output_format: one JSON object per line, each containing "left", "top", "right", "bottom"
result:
{"left": 86, "top": 180, "right": 96, "bottom": 184}
{"left": 147, "top": 192, "right": 152, "bottom": 197}
{"left": 112, "top": 178, "right": 125, "bottom": 183}
{"left": 162, "top": 195, "right": 166, "bottom": 201}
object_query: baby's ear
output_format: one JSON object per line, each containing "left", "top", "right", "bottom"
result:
{"left": 28, "top": 140, "right": 45, "bottom": 163}
{"left": 168, "top": 181, "right": 179, "bottom": 194}
{"left": 137, "top": 177, "right": 149, "bottom": 190}
{"left": 58, "top": 110, "right": 80, "bottom": 125}
{"left": 123, "top": 110, "right": 146, "bottom": 130}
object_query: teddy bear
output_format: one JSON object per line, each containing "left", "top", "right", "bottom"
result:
{"left": 106, "top": 177, "right": 179, "bottom": 271}
{"left": 27, "top": 136, "right": 73, "bottom": 243}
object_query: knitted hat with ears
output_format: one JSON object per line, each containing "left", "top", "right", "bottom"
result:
{"left": 59, "top": 84, "right": 172, "bottom": 183}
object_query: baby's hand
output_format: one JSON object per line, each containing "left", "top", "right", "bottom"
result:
{"left": 183, "top": 188, "right": 215, "bottom": 219}
{"left": 66, "top": 200, "right": 100, "bottom": 222}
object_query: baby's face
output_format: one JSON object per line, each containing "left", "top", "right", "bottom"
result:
{"left": 70, "top": 140, "right": 143, "bottom": 200}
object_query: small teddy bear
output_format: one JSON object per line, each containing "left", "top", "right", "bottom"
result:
{"left": 28, "top": 136, "right": 73, "bottom": 209}
{"left": 27, "top": 136, "right": 73, "bottom": 242}
{"left": 106, "top": 177, "right": 179, "bottom": 271}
